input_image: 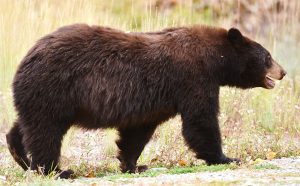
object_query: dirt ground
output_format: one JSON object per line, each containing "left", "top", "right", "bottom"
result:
{"left": 0, "top": 128, "right": 300, "bottom": 186}
{"left": 67, "top": 157, "right": 300, "bottom": 186}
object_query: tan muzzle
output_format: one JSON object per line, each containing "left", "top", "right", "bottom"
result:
{"left": 265, "top": 59, "right": 286, "bottom": 89}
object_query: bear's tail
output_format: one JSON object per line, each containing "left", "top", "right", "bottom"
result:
{"left": 6, "top": 120, "right": 30, "bottom": 170}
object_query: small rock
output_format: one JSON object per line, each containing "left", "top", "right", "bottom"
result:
{"left": 149, "top": 167, "right": 168, "bottom": 172}
{"left": 0, "top": 175, "right": 6, "bottom": 181}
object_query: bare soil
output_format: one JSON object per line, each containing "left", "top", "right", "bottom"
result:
{"left": 70, "top": 157, "right": 300, "bottom": 186}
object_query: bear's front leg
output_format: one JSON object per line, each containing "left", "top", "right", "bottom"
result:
{"left": 180, "top": 95, "right": 240, "bottom": 165}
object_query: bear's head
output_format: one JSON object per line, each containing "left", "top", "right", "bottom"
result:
{"left": 225, "top": 28, "right": 286, "bottom": 89}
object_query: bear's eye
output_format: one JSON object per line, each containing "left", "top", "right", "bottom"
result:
{"left": 265, "top": 54, "right": 272, "bottom": 67}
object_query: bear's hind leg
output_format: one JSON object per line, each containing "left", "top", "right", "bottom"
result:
{"left": 116, "top": 124, "right": 157, "bottom": 173}
{"left": 23, "top": 120, "right": 72, "bottom": 178}
{"left": 6, "top": 119, "right": 30, "bottom": 170}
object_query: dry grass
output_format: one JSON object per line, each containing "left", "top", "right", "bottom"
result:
{"left": 0, "top": 0, "right": 300, "bottom": 185}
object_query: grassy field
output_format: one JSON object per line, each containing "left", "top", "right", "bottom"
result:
{"left": 0, "top": 0, "right": 300, "bottom": 185}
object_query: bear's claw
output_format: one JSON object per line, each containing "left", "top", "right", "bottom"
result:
{"left": 206, "top": 155, "right": 241, "bottom": 165}
{"left": 136, "top": 165, "right": 148, "bottom": 173}
{"left": 57, "top": 169, "right": 75, "bottom": 179}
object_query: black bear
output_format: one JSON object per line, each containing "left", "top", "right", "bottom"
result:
{"left": 6, "top": 24, "right": 286, "bottom": 178}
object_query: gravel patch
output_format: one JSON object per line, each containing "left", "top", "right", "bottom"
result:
{"left": 69, "top": 157, "right": 300, "bottom": 186}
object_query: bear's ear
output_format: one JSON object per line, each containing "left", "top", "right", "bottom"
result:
{"left": 228, "top": 28, "right": 244, "bottom": 45}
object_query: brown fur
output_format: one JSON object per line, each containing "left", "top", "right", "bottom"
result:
{"left": 6, "top": 24, "right": 286, "bottom": 178}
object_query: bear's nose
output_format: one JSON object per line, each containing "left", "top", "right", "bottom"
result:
{"left": 281, "top": 70, "right": 287, "bottom": 77}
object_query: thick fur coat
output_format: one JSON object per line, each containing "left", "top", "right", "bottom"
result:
{"left": 6, "top": 24, "right": 286, "bottom": 178}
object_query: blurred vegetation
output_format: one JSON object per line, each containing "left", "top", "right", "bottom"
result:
{"left": 0, "top": 0, "right": 299, "bottom": 184}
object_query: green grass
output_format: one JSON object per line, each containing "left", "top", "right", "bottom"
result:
{"left": 0, "top": 157, "right": 236, "bottom": 185}
{"left": 101, "top": 164, "right": 237, "bottom": 181}
{"left": 254, "top": 163, "right": 279, "bottom": 170}
{"left": 0, "top": 162, "right": 283, "bottom": 185}
{"left": 167, "top": 164, "right": 238, "bottom": 174}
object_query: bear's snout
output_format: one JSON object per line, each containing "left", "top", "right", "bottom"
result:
{"left": 264, "top": 59, "right": 286, "bottom": 89}
{"left": 267, "top": 60, "right": 286, "bottom": 80}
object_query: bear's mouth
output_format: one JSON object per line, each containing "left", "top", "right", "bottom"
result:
{"left": 265, "top": 75, "right": 276, "bottom": 89}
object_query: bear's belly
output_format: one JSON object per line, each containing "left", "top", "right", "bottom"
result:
{"left": 74, "top": 107, "right": 177, "bottom": 129}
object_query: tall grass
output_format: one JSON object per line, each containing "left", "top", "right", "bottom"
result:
{"left": 0, "top": 0, "right": 299, "bottom": 179}
{"left": 0, "top": 0, "right": 211, "bottom": 126}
